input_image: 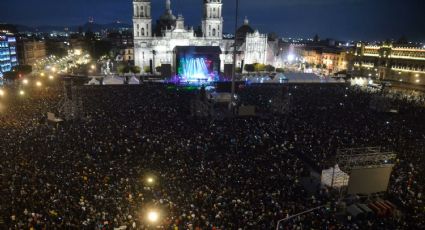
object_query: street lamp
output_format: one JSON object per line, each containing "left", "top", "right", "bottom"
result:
{"left": 231, "top": 0, "right": 239, "bottom": 112}
{"left": 0, "top": 89, "right": 5, "bottom": 97}
{"left": 147, "top": 210, "right": 160, "bottom": 223}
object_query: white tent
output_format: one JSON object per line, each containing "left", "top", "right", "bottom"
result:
{"left": 245, "top": 73, "right": 339, "bottom": 84}
{"left": 128, "top": 76, "right": 140, "bottom": 85}
{"left": 321, "top": 164, "right": 349, "bottom": 188}
{"left": 103, "top": 76, "right": 124, "bottom": 85}
{"left": 87, "top": 77, "right": 99, "bottom": 85}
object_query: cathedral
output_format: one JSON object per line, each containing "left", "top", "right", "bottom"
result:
{"left": 133, "top": 0, "right": 277, "bottom": 75}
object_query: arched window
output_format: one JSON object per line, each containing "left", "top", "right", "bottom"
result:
{"left": 141, "top": 28, "right": 145, "bottom": 36}
{"left": 212, "top": 28, "right": 216, "bottom": 37}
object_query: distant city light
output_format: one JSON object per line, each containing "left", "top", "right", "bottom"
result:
{"left": 19, "top": 90, "right": 25, "bottom": 95}
{"left": 49, "top": 75, "right": 54, "bottom": 80}
{"left": 22, "top": 79, "right": 29, "bottom": 85}
{"left": 36, "top": 81, "right": 42, "bottom": 87}
{"left": 0, "top": 89, "right": 5, "bottom": 97}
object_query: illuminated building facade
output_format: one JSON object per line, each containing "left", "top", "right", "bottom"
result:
{"left": 133, "top": 0, "right": 272, "bottom": 77}
{"left": 0, "top": 29, "right": 18, "bottom": 81}
{"left": 243, "top": 30, "right": 268, "bottom": 65}
{"left": 296, "top": 46, "right": 348, "bottom": 73}
{"left": 350, "top": 43, "right": 425, "bottom": 85}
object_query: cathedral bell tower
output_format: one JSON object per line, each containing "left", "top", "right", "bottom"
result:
{"left": 133, "top": 0, "right": 152, "bottom": 38}
{"left": 202, "top": 0, "right": 223, "bottom": 39}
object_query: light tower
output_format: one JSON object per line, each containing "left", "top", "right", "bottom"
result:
{"left": 202, "top": 0, "right": 223, "bottom": 39}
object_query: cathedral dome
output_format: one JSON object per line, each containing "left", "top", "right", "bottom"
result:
{"left": 160, "top": 11, "right": 177, "bottom": 21}
{"left": 154, "top": 0, "right": 177, "bottom": 35}
{"left": 236, "top": 17, "right": 254, "bottom": 40}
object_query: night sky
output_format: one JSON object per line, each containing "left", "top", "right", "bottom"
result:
{"left": 1, "top": 0, "right": 425, "bottom": 41}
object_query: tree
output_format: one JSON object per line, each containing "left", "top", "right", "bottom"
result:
{"left": 144, "top": 66, "right": 151, "bottom": 73}
{"left": 131, "top": 66, "right": 141, "bottom": 74}
{"left": 265, "top": 64, "right": 275, "bottom": 72}
{"left": 254, "top": 63, "right": 266, "bottom": 72}
{"left": 117, "top": 63, "right": 131, "bottom": 74}
{"left": 276, "top": 68, "right": 285, "bottom": 73}
{"left": 73, "top": 64, "right": 90, "bottom": 75}
{"left": 2, "top": 71, "right": 18, "bottom": 81}
{"left": 13, "top": 65, "right": 32, "bottom": 75}
{"left": 244, "top": 64, "right": 255, "bottom": 72}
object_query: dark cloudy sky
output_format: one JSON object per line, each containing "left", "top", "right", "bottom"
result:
{"left": 1, "top": 0, "right": 425, "bottom": 41}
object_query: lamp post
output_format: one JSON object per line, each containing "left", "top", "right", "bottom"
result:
{"left": 275, "top": 205, "right": 325, "bottom": 230}
{"left": 231, "top": 0, "right": 239, "bottom": 112}
{"left": 152, "top": 50, "right": 157, "bottom": 75}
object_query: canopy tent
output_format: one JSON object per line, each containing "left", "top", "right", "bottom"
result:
{"left": 87, "top": 77, "right": 100, "bottom": 85}
{"left": 103, "top": 76, "right": 124, "bottom": 85}
{"left": 244, "top": 73, "right": 340, "bottom": 84}
{"left": 128, "top": 76, "right": 140, "bottom": 85}
{"left": 321, "top": 164, "right": 349, "bottom": 188}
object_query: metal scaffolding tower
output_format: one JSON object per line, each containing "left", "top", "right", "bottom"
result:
{"left": 59, "top": 78, "right": 84, "bottom": 120}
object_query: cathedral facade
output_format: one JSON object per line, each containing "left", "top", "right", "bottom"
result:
{"left": 133, "top": 0, "right": 273, "bottom": 74}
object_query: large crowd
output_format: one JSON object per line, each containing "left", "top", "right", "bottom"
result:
{"left": 0, "top": 82, "right": 423, "bottom": 229}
